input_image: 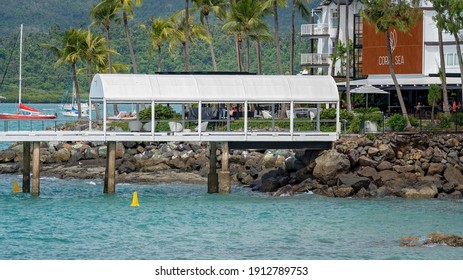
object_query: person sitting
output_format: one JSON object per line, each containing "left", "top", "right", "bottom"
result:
{"left": 229, "top": 106, "right": 236, "bottom": 119}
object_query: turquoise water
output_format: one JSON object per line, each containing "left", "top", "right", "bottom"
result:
{"left": 1, "top": 174, "right": 462, "bottom": 260}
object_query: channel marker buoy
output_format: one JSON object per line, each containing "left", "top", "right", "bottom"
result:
{"left": 131, "top": 191, "right": 139, "bottom": 207}
{"left": 13, "top": 179, "right": 20, "bottom": 193}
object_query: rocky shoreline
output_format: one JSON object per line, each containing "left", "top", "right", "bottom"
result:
{"left": 1, "top": 133, "right": 463, "bottom": 199}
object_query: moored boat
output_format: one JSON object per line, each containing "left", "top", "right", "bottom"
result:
{"left": 0, "top": 24, "right": 56, "bottom": 120}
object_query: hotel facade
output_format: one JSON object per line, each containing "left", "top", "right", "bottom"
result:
{"left": 301, "top": 0, "right": 463, "bottom": 110}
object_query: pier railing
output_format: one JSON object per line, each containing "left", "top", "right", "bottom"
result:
{"left": 0, "top": 118, "right": 338, "bottom": 143}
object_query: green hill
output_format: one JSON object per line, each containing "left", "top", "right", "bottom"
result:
{"left": 0, "top": 0, "right": 323, "bottom": 103}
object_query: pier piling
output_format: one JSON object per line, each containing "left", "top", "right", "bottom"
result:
{"left": 22, "top": 141, "right": 31, "bottom": 193}
{"left": 32, "top": 141, "right": 40, "bottom": 196}
{"left": 208, "top": 142, "right": 218, "bottom": 193}
{"left": 219, "top": 141, "right": 231, "bottom": 193}
{"left": 104, "top": 141, "right": 116, "bottom": 194}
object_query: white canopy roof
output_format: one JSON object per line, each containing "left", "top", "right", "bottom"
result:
{"left": 90, "top": 74, "right": 339, "bottom": 103}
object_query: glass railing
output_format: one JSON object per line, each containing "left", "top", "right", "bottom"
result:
{"left": 301, "top": 24, "right": 330, "bottom": 36}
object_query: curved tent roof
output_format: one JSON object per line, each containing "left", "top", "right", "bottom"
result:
{"left": 90, "top": 74, "right": 339, "bottom": 103}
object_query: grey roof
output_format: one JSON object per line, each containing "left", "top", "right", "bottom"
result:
{"left": 320, "top": 0, "right": 354, "bottom": 6}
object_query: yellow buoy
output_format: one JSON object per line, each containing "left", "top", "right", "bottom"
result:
{"left": 131, "top": 191, "right": 139, "bottom": 207}
{"left": 13, "top": 179, "right": 20, "bottom": 193}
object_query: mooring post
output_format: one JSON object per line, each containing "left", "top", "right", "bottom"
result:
{"left": 104, "top": 141, "right": 116, "bottom": 194}
{"left": 22, "top": 141, "right": 31, "bottom": 193}
{"left": 32, "top": 141, "right": 40, "bottom": 196}
{"left": 208, "top": 141, "right": 218, "bottom": 193}
{"left": 218, "top": 141, "right": 231, "bottom": 193}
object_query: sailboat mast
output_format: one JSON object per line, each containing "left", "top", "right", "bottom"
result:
{"left": 18, "top": 24, "right": 23, "bottom": 105}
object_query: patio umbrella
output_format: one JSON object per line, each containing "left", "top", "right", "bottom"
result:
{"left": 350, "top": 84, "right": 389, "bottom": 108}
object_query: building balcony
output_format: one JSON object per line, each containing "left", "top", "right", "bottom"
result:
{"left": 301, "top": 24, "right": 330, "bottom": 37}
{"left": 301, "top": 53, "right": 331, "bottom": 67}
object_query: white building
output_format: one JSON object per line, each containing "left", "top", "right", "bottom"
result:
{"left": 301, "top": 0, "right": 462, "bottom": 107}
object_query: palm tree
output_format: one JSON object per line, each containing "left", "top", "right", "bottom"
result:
{"left": 331, "top": 0, "right": 341, "bottom": 76}
{"left": 81, "top": 29, "right": 118, "bottom": 84}
{"left": 290, "top": 0, "right": 311, "bottom": 75}
{"left": 118, "top": 0, "right": 143, "bottom": 74}
{"left": 90, "top": 0, "right": 121, "bottom": 116}
{"left": 249, "top": 17, "right": 273, "bottom": 74}
{"left": 42, "top": 28, "right": 87, "bottom": 118}
{"left": 272, "top": 0, "right": 287, "bottom": 75}
{"left": 431, "top": 0, "right": 463, "bottom": 108}
{"left": 362, "top": 0, "right": 422, "bottom": 129}
{"left": 90, "top": 0, "right": 119, "bottom": 74}
{"left": 430, "top": 0, "right": 459, "bottom": 113}
{"left": 169, "top": 10, "right": 210, "bottom": 71}
{"left": 345, "top": 0, "right": 352, "bottom": 112}
{"left": 222, "top": 0, "right": 270, "bottom": 72}
{"left": 185, "top": 0, "right": 190, "bottom": 72}
{"left": 428, "top": 84, "right": 441, "bottom": 124}
{"left": 140, "top": 17, "right": 174, "bottom": 72}
{"left": 192, "top": 0, "right": 228, "bottom": 71}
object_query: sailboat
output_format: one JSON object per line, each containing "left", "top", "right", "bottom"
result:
{"left": 0, "top": 24, "right": 57, "bottom": 120}
{"left": 61, "top": 79, "right": 89, "bottom": 117}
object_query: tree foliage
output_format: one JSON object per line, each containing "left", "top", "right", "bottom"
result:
{"left": 1, "top": 0, "right": 316, "bottom": 103}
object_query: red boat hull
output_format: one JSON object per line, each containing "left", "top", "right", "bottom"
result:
{"left": 0, "top": 113, "right": 57, "bottom": 120}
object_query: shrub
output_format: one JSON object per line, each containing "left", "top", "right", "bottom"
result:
{"left": 437, "top": 112, "right": 452, "bottom": 129}
{"left": 138, "top": 104, "right": 180, "bottom": 121}
{"left": 320, "top": 108, "right": 355, "bottom": 122}
{"left": 408, "top": 116, "right": 419, "bottom": 127}
{"left": 453, "top": 112, "right": 463, "bottom": 127}
{"left": 386, "top": 114, "right": 407, "bottom": 131}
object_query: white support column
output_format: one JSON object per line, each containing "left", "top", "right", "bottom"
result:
{"left": 336, "top": 101, "right": 341, "bottom": 135}
{"left": 290, "top": 101, "right": 294, "bottom": 137}
{"left": 103, "top": 100, "right": 107, "bottom": 140}
{"left": 151, "top": 100, "right": 155, "bottom": 137}
{"left": 88, "top": 96, "right": 92, "bottom": 131}
{"left": 198, "top": 101, "right": 202, "bottom": 140}
{"left": 244, "top": 101, "right": 248, "bottom": 140}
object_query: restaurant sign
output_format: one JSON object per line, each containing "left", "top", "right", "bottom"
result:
{"left": 362, "top": 21, "right": 423, "bottom": 75}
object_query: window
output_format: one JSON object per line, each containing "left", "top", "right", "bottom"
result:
{"left": 330, "top": 39, "right": 336, "bottom": 54}
{"left": 445, "top": 53, "right": 462, "bottom": 66}
{"left": 446, "top": 53, "right": 454, "bottom": 66}
{"left": 331, "top": 9, "right": 338, "bottom": 27}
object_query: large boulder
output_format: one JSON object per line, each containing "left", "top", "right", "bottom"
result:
{"left": 273, "top": 185, "right": 294, "bottom": 197}
{"left": 443, "top": 164, "right": 463, "bottom": 184}
{"left": 358, "top": 156, "right": 378, "bottom": 168}
{"left": 55, "top": 148, "right": 71, "bottom": 162}
{"left": 378, "top": 144, "right": 395, "bottom": 161}
{"left": 293, "top": 178, "right": 323, "bottom": 192}
{"left": 401, "top": 183, "right": 438, "bottom": 199}
{"left": 0, "top": 150, "right": 16, "bottom": 163}
{"left": 337, "top": 173, "right": 371, "bottom": 192}
{"left": 312, "top": 186, "right": 335, "bottom": 197}
{"left": 313, "top": 149, "right": 350, "bottom": 186}
{"left": 357, "top": 166, "right": 380, "bottom": 182}
{"left": 333, "top": 185, "right": 355, "bottom": 197}
{"left": 378, "top": 170, "right": 400, "bottom": 183}
{"left": 427, "top": 163, "right": 445, "bottom": 176}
